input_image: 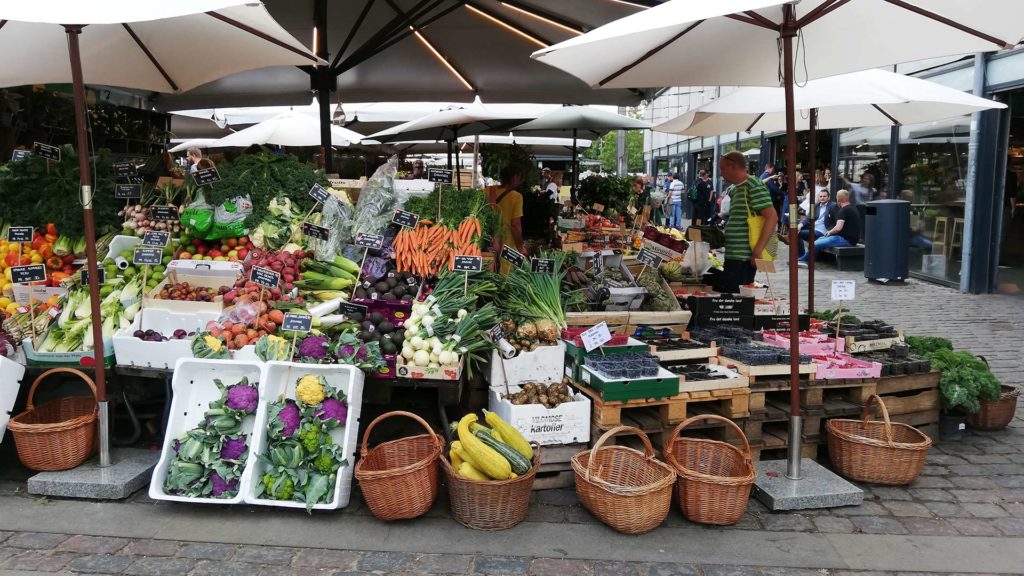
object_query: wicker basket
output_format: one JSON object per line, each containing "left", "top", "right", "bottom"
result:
{"left": 571, "top": 426, "right": 675, "bottom": 534}
{"left": 664, "top": 415, "right": 756, "bottom": 525}
{"left": 441, "top": 445, "right": 539, "bottom": 531}
{"left": 967, "top": 385, "right": 1020, "bottom": 431}
{"left": 7, "top": 368, "right": 98, "bottom": 472}
{"left": 354, "top": 411, "right": 445, "bottom": 521}
{"left": 826, "top": 394, "right": 932, "bottom": 485}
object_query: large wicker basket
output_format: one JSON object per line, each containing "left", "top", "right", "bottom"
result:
{"left": 571, "top": 426, "right": 675, "bottom": 534}
{"left": 441, "top": 445, "right": 539, "bottom": 531}
{"left": 967, "top": 385, "right": 1019, "bottom": 431}
{"left": 354, "top": 411, "right": 445, "bottom": 521}
{"left": 664, "top": 415, "right": 756, "bottom": 525}
{"left": 7, "top": 368, "right": 98, "bottom": 472}
{"left": 826, "top": 394, "right": 932, "bottom": 485}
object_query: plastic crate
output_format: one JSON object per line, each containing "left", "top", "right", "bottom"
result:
{"left": 113, "top": 309, "right": 221, "bottom": 369}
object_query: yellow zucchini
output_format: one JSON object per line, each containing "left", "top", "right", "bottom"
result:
{"left": 457, "top": 414, "right": 511, "bottom": 480}
{"left": 449, "top": 441, "right": 464, "bottom": 468}
{"left": 458, "top": 461, "right": 489, "bottom": 481}
{"left": 483, "top": 409, "right": 533, "bottom": 460}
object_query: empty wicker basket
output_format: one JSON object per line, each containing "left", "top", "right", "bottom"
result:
{"left": 8, "top": 368, "right": 98, "bottom": 472}
{"left": 967, "top": 385, "right": 1019, "bottom": 431}
{"left": 826, "top": 394, "right": 932, "bottom": 485}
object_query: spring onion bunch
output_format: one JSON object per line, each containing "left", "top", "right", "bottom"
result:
{"left": 498, "top": 250, "right": 567, "bottom": 337}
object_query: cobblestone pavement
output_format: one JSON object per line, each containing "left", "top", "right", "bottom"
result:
{"left": 1, "top": 263, "right": 1022, "bottom": 576}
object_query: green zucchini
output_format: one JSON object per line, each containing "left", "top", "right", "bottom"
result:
{"left": 474, "top": 430, "right": 531, "bottom": 475}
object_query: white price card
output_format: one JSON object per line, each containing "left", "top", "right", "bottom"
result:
{"left": 831, "top": 280, "right": 856, "bottom": 301}
{"left": 580, "top": 321, "right": 612, "bottom": 352}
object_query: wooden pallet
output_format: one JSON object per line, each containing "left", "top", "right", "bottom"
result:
{"left": 717, "top": 357, "right": 818, "bottom": 393}
{"left": 844, "top": 331, "right": 905, "bottom": 353}
{"left": 574, "top": 380, "right": 750, "bottom": 428}
{"left": 590, "top": 411, "right": 747, "bottom": 453}
{"left": 874, "top": 371, "right": 941, "bottom": 395}
{"left": 750, "top": 440, "right": 820, "bottom": 462}
{"left": 533, "top": 442, "right": 586, "bottom": 490}
{"left": 673, "top": 360, "right": 750, "bottom": 394}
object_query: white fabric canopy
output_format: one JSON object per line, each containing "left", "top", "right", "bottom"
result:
{"left": 510, "top": 105, "right": 651, "bottom": 137}
{"left": 367, "top": 104, "right": 538, "bottom": 144}
{"left": 388, "top": 134, "right": 593, "bottom": 155}
{"left": 209, "top": 111, "right": 363, "bottom": 148}
{"left": 0, "top": 1, "right": 322, "bottom": 92}
{"left": 168, "top": 138, "right": 221, "bottom": 153}
{"left": 654, "top": 69, "right": 1006, "bottom": 136}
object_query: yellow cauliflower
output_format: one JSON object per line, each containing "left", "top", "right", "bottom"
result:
{"left": 295, "top": 374, "right": 326, "bottom": 406}
{"left": 203, "top": 335, "right": 223, "bottom": 352}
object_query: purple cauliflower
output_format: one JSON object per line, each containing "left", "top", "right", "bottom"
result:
{"left": 299, "top": 335, "right": 330, "bottom": 361}
{"left": 315, "top": 397, "right": 348, "bottom": 428}
{"left": 210, "top": 472, "right": 239, "bottom": 498}
{"left": 356, "top": 346, "right": 367, "bottom": 361}
{"left": 275, "top": 400, "right": 301, "bottom": 438}
{"left": 338, "top": 344, "right": 356, "bottom": 359}
{"left": 225, "top": 383, "right": 259, "bottom": 414}
{"left": 220, "top": 436, "right": 247, "bottom": 461}
{"left": 172, "top": 439, "right": 181, "bottom": 454}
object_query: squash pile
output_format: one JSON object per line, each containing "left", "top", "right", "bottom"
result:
{"left": 450, "top": 411, "right": 533, "bottom": 481}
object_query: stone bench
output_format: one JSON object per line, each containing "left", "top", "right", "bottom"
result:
{"left": 821, "top": 244, "right": 865, "bottom": 272}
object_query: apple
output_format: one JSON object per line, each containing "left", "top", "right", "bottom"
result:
{"left": 196, "top": 245, "right": 208, "bottom": 255}
{"left": 185, "top": 245, "right": 198, "bottom": 254}
{"left": 179, "top": 252, "right": 193, "bottom": 260}
{"left": 220, "top": 244, "right": 230, "bottom": 253}
{"left": 227, "top": 250, "right": 238, "bottom": 260}
{"left": 209, "top": 250, "right": 222, "bottom": 258}
{"left": 214, "top": 256, "right": 227, "bottom": 262}
{"left": 191, "top": 238, "right": 204, "bottom": 247}
{"left": 203, "top": 255, "right": 213, "bottom": 261}
{"left": 238, "top": 236, "right": 249, "bottom": 245}
{"left": 226, "top": 238, "right": 238, "bottom": 248}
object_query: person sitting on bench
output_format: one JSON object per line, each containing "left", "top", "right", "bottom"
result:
{"left": 794, "top": 188, "right": 837, "bottom": 260}
{"left": 797, "top": 189, "right": 861, "bottom": 266}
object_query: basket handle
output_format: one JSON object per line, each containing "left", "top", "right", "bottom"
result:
{"left": 25, "top": 368, "right": 98, "bottom": 411}
{"left": 667, "top": 414, "right": 752, "bottom": 462}
{"left": 585, "top": 426, "right": 655, "bottom": 480}
{"left": 861, "top": 394, "right": 895, "bottom": 446}
{"left": 359, "top": 410, "right": 439, "bottom": 458}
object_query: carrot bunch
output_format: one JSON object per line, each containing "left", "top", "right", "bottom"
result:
{"left": 392, "top": 216, "right": 482, "bottom": 276}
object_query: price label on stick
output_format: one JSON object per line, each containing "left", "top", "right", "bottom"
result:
{"left": 149, "top": 205, "right": 178, "bottom": 222}
{"left": 81, "top": 267, "right": 105, "bottom": 286}
{"left": 301, "top": 222, "right": 330, "bottom": 241}
{"left": 428, "top": 168, "right": 453, "bottom": 183}
{"left": 132, "top": 247, "right": 162, "bottom": 266}
{"left": 580, "top": 321, "right": 612, "bottom": 352}
{"left": 32, "top": 142, "right": 60, "bottom": 161}
{"left": 250, "top": 266, "right": 280, "bottom": 289}
{"left": 593, "top": 253, "right": 603, "bottom": 274}
{"left": 636, "top": 247, "right": 663, "bottom": 268}
{"left": 7, "top": 226, "right": 33, "bottom": 243}
{"left": 141, "top": 230, "right": 170, "bottom": 247}
{"left": 308, "top": 183, "right": 330, "bottom": 204}
{"left": 531, "top": 258, "right": 555, "bottom": 274}
{"left": 831, "top": 279, "right": 856, "bottom": 301}
{"left": 338, "top": 301, "right": 368, "bottom": 316}
{"left": 10, "top": 264, "right": 47, "bottom": 285}
{"left": 392, "top": 209, "right": 420, "bottom": 228}
{"left": 499, "top": 245, "right": 525, "bottom": 268}
{"left": 193, "top": 166, "right": 221, "bottom": 186}
{"left": 487, "top": 324, "right": 503, "bottom": 343}
{"left": 592, "top": 203, "right": 605, "bottom": 213}
{"left": 112, "top": 162, "right": 137, "bottom": 177}
{"left": 452, "top": 255, "right": 483, "bottom": 273}
{"left": 281, "top": 313, "right": 313, "bottom": 333}
{"left": 114, "top": 183, "right": 142, "bottom": 199}
{"left": 11, "top": 149, "right": 31, "bottom": 162}
{"left": 354, "top": 232, "right": 384, "bottom": 250}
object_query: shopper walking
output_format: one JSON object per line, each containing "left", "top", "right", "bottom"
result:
{"left": 186, "top": 147, "right": 203, "bottom": 174}
{"left": 692, "top": 169, "right": 715, "bottom": 225}
{"left": 668, "top": 172, "right": 685, "bottom": 229}
{"left": 720, "top": 151, "right": 777, "bottom": 293}
{"left": 797, "top": 189, "right": 861, "bottom": 266}
{"left": 487, "top": 165, "right": 526, "bottom": 275}
{"left": 540, "top": 167, "right": 560, "bottom": 202}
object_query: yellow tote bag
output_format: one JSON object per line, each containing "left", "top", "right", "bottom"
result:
{"left": 743, "top": 187, "right": 779, "bottom": 261}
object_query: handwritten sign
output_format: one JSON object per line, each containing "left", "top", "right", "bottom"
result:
{"left": 580, "top": 321, "right": 612, "bottom": 352}
{"left": 149, "top": 206, "right": 179, "bottom": 222}
{"left": 831, "top": 280, "right": 856, "bottom": 301}
{"left": 392, "top": 209, "right": 420, "bottom": 228}
{"left": 499, "top": 245, "right": 525, "bottom": 268}
{"left": 354, "top": 232, "right": 384, "bottom": 250}
{"left": 338, "top": 301, "right": 368, "bottom": 316}
{"left": 487, "top": 324, "right": 503, "bottom": 342}
{"left": 132, "top": 247, "right": 162, "bottom": 266}
{"left": 7, "top": 226, "right": 33, "bottom": 243}
{"left": 452, "top": 255, "right": 482, "bottom": 273}
{"left": 308, "top": 183, "right": 330, "bottom": 204}
{"left": 531, "top": 258, "right": 555, "bottom": 274}
{"left": 635, "top": 247, "right": 663, "bottom": 268}
{"left": 81, "top": 267, "right": 106, "bottom": 286}
{"left": 141, "top": 231, "right": 170, "bottom": 247}
{"left": 32, "top": 142, "right": 60, "bottom": 161}
{"left": 250, "top": 266, "right": 280, "bottom": 289}
{"left": 428, "top": 168, "right": 453, "bottom": 183}
{"left": 281, "top": 313, "right": 313, "bottom": 333}
{"left": 301, "top": 222, "right": 330, "bottom": 241}
{"left": 10, "top": 149, "right": 31, "bottom": 162}
{"left": 193, "top": 167, "right": 221, "bottom": 186}
{"left": 592, "top": 203, "right": 605, "bottom": 213}
{"left": 10, "top": 264, "right": 46, "bottom": 284}
{"left": 114, "top": 183, "right": 142, "bottom": 200}
{"left": 112, "top": 162, "right": 137, "bottom": 177}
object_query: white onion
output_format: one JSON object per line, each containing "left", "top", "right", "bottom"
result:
{"left": 413, "top": 349, "right": 430, "bottom": 366}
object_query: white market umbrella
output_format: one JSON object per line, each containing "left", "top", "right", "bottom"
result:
{"left": 168, "top": 138, "right": 221, "bottom": 153}
{"left": 389, "top": 134, "right": 593, "bottom": 156}
{"left": 210, "top": 111, "right": 363, "bottom": 148}
{"left": 0, "top": 0, "right": 320, "bottom": 465}
{"left": 532, "top": 0, "right": 1024, "bottom": 481}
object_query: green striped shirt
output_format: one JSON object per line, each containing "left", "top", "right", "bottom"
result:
{"left": 724, "top": 175, "right": 773, "bottom": 261}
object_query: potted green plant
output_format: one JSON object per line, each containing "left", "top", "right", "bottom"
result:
{"left": 928, "top": 349, "right": 1002, "bottom": 441}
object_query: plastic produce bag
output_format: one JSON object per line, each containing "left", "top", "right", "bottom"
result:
{"left": 179, "top": 192, "right": 214, "bottom": 235}
{"left": 210, "top": 195, "right": 253, "bottom": 240}
{"left": 312, "top": 194, "right": 353, "bottom": 261}
{"left": 349, "top": 155, "right": 399, "bottom": 237}
{"left": 684, "top": 240, "right": 714, "bottom": 276}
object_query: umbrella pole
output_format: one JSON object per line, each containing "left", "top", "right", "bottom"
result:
{"left": 455, "top": 127, "right": 462, "bottom": 188}
{"left": 572, "top": 128, "right": 578, "bottom": 201}
{"left": 781, "top": 7, "right": 802, "bottom": 481}
{"left": 447, "top": 140, "right": 453, "bottom": 170}
{"left": 807, "top": 108, "right": 818, "bottom": 313}
{"left": 66, "top": 25, "right": 111, "bottom": 467}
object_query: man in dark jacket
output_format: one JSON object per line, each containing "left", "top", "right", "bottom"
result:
{"left": 797, "top": 189, "right": 861, "bottom": 265}
{"left": 692, "top": 169, "right": 715, "bottom": 225}
{"left": 795, "top": 188, "right": 837, "bottom": 259}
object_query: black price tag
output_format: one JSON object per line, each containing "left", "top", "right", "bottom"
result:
{"left": 531, "top": 258, "right": 555, "bottom": 274}
{"left": 500, "top": 245, "right": 525, "bottom": 268}
{"left": 132, "top": 247, "right": 163, "bottom": 266}
{"left": 309, "top": 183, "right": 330, "bottom": 203}
{"left": 593, "top": 254, "right": 603, "bottom": 274}
{"left": 354, "top": 232, "right": 384, "bottom": 250}
{"left": 301, "top": 222, "right": 330, "bottom": 241}
{"left": 281, "top": 313, "right": 313, "bottom": 333}
{"left": 112, "top": 162, "right": 137, "bottom": 177}
{"left": 338, "top": 301, "right": 368, "bottom": 316}
{"left": 193, "top": 166, "right": 221, "bottom": 186}
{"left": 7, "top": 226, "right": 34, "bottom": 243}
{"left": 636, "top": 247, "right": 663, "bottom": 268}
{"left": 149, "top": 205, "right": 179, "bottom": 222}
{"left": 10, "top": 264, "right": 46, "bottom": 284}
{"left": 250, "top": 266, "right": 280, "bottom": 289}
{"left": 114, "top": 183, "right": 142, "bottom": 199}
{"left": 10, "top": 149, "right": 31, "bottom": 162}
{"left": 81, "top": 267, "right": 106, "bottom": 286}
{"left": 142, "top": 231, "right": 170, "bottom": 247}
{"left": 32, "top": 142, "right": 60, "bottom": 161}
{"left": 487, "top": 324, "right": 503, "bottom": 342}
{"left": 427, "top": 168, "right": 453, "bottom": 183}
{"left": 392, "top": 209, "right": 420, "bottom": 228}
{"left": 452, "top": 255, "right": 482, "bottom": 272}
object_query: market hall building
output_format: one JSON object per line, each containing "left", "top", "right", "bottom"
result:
{"left": 644, "top": 51, "right": 1024, "bottom": 297}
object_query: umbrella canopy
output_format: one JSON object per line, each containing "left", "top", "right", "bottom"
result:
{"left": 367, "top": 104, "right": 538, "bottom": 144}
{"left": 169, "top": 138, "right": 222, "bottom": 153}
{"left": 209, "top": 111, "right": 363, "bottom": 147}
{"left": 509, "top": 105, "right": 651, "bottom": 137}
{"left": 654, "top": 69, "right": 1006, "bottom": 136}
{"left": 389, "top": 134, "right": 593, "bottom": 155}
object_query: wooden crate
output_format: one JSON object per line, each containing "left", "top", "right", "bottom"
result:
{"left": 590, "top": 410, "right": 747, "bottom": 452}
{"left": 844, "top": 331, "right": 905, "bottom": 353}
{"left": 717, "top": 357, "right": 818, "bottom": 390}
{"left": 869, "top": 388, "right": 939, "bottom": 416}
{"left": 874, "top": 371, "right": 940, "bottom": 395}
{"left": 533, "top": 442, "right": 586, "bottom": 490}
{"left": 574, "top": 381, "right": 749, "bottom": 429}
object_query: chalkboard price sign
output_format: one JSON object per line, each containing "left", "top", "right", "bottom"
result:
{"left": 81, "top": 267, "right": 106, "bottom": 287}
{"left": 32, "top": 142, "right": 60, "bottom": 161}
{"left": 142, "top": 231, "right": 170, "bottom": 247}
{"left": 354, "top": 232, "right": 384, "bottom": 250}
{"left": 452, "top": 255, "right": 483, "bottom": 272}
{"left": 114, "top": 183, "right": 143, "bottom": 199}
{"left": 7, "top": 226, "right": 34, "bottom": 243}
{"left": 337, "top": 301, "right": 368, "bottom": 316}
{"left": 250, "top": 266, "right": 280, "bottom": 289}
{"left": 499, "top": 245, "right": 525, "bottom": 268}
{"left": 301, "top": 222, "right": 330, "bottom": 241}
{"left": 112, "top": 162, "right": 137, "bottom": 177}
{"left": 193, "top": 167, "right": 221, "bottom": 186}
{"left": 10, "top": 149, "right": 31, "bottom": 162}
{"left": 392, "top": 209, "right": 420, "bottom": 228}
{"left": 132, "top": 247, "right": 163, "bottom": 266}
{"left": 636, "top": 247, "right": 663, "bottom": 268}
{"left": 149, "top": 206, "right": 179, "bottom": 222}
{"left": 10, "top": 264, "right": 47, "bottom": 285}
{"left": 531, "top": 258, "right": 555, "bottom": 274}
{"left": 309, "top": 183, "right": 330, "bottom": 203}
{"left": 428, "top": 168, "right": 453, "bottom": 183}
{"left": 282, "top": 313, "right": 313, "bottom": 333}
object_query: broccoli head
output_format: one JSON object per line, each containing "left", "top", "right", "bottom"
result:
{"left": 261, "top": 472, "right": 295, "bottom": 500}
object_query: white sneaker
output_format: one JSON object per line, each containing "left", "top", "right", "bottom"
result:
{"left": 796, "top": 261, "right": 808, "bottom": 268}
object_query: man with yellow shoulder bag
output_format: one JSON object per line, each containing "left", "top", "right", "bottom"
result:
{"left": 718, "top": 151, "right": 779, "bottom": 293}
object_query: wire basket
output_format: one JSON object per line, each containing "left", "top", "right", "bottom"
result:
{"left": 664, "top": 414, "right": 756, "bottom": 525}
{"left": 826, "top": 394, "right": 932, "bottom": 485}
{"left": 967, "top": 385, "right": 1019, "bottom": 431}
{"left": 8, "top": 368, "right": 98, "bottom": 472}
{"left": 571, "top": 426, "right": 675, "bottom": 534}
{"left": 354, "top": 411, "right": 445, "bottom": 521}
{"left": 441, "top": 445, "right": 539, "bottom": 531}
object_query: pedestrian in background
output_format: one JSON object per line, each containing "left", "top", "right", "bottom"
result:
{"left": 668, "top": 172, "right": 685, "bottom": 229}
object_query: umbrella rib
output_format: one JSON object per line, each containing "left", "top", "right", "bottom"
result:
{"left": 121, "top": 24, "right": 179, "bottom": 92}
{"left": 745, "top": 113, "right": 765, "bottom": 133}
{"left": 726, "top": 13, "right": 776, "bottom": 31}
{"left": 332, "top": 0, "right": 377, "bottom": 70}
{"left": 871, "top": 104, "right": 901, "bottom": 126}
{"left": 205, "top": 11, "right": 320, "bottom": 62}
{"left": 742, "top": 10, "right": 778, "bottom": 30}
{"left": 0, "top": 20, "right": 6, "bottom": 32}
{"left": 598, "top": 19, "right": 703, "bottom": 87}
{"left": 797, "top": 0, "right": 849, "bottom": 28}
{"left": 882, "top": 0, "right": 1014, "bottom": 49}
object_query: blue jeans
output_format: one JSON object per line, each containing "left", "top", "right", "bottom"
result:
{"left": 798, "top": 234, "right": 850, "bottom": 261}
{"left": 796, "top": 228, "right": 829, "bottom": 257}
{"left": 670, "top": 203, "right": 682, "bottom": 228}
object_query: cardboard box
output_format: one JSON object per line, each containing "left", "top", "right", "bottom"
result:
{"left": 144, "top": 281, "right": 224, "bottom": 314}
{"left": 12, "top": 284, "right": 67, "bottom": 306}
{"left": 396, "top": 356, "right": 462, "bottom": 380}
{"left": 22, "top": 335, "right": 114, "bottom": 368}
{"left": 488, "top": 343, "right": 565, "bottom": 389}
{"left": 488, "top": 385, "right": 590, "bottom": 445}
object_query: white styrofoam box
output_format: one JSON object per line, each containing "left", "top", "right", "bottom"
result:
{"left": 231, "top": 344, "right": 260, "bottom": 364}
{"left": 149, "top": 358, "right": 266, "bottom": 505}
{"left": 144, "top": 280, "right": 224, "bottom": 314}
{"left": 243, "top": 361, "right": 363, "bottom": 511}
{"left": 394, "top": 179, "right": 435, "bottom": 195}
{"left": 12, "top": 284, "right": 67, "bottom": 306}
{"left": 166, "top": 260, "right": 243, "bottom": 287}
{"left": 488, "top": 385, "right": 590, "bottom": 446}
{"left": 0, "top": 355, "right": 26, "bottom": 443}
{"left": 105, "top": 235, "right": 141, "bottom": 261}
{"left": 113, "top": 309, "right": 221, "bottom": 369}
{"left": 753, "top": 299, "right": 787, "bottom": 315}
{"left": 739, "top": 284, "right": 769, "bottom": 299}
{"left": 488, "top": 342, "right": 565, "bottom": 389}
